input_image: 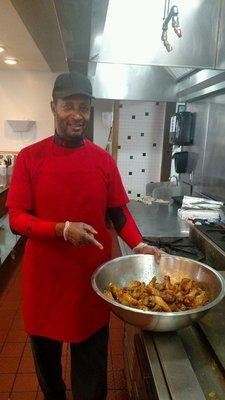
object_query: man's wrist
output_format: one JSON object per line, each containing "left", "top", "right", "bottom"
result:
{"left": 133, "top": 241, "right": 148, "bottom": 253}
{"left": 55, "top": 222, "right": 65, "bottom": 237}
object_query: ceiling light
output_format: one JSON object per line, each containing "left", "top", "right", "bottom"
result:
{"left": 4, "top": 58, "right": 17, "bottom": 65}
{"left": 0, "top": 46, "right": 5, "bottom": 53}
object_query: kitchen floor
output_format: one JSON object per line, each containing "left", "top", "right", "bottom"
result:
{"left": 0, "top": 236, "right": 129, "bottom": 400}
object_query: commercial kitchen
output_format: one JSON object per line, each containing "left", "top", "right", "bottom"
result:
{"left": 1, "top": 0, "right": 225, "bottom": 399}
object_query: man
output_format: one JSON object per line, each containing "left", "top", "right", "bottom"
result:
{"left": 6, "top": 71, "right": 160, "bottom": 400}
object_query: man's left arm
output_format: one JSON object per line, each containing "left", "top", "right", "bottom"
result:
{"left": 107, "top": 205, "right": 161, "bottom": 258}
{"left": 106, "top": 156, "right": 162, "bottom": 259}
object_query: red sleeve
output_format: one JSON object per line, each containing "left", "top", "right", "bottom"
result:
{"left": 6, "top": 150, "right": 34, "bottom": 210}
{"left": 107, "top": 156, "right": 129, "bottom": 208}
{"left": 6, "top": 150, "right": 57, "bottom": 240}
{"left": 118, "top": 206, "right": 142, "bottom": 249}
{"left": 8, "top": 209, "right": 56, "bottom": 239}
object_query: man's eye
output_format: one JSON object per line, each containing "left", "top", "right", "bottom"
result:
{"left": 64, "top": 104, "right": 72, "bottom": 110}
{"left": 80, "top": 107, "right": 90, "bottom": 113}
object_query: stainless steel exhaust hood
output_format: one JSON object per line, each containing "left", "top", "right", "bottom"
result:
{"left": 51, "top": 0, "right": 225, "bottom": 100}
{"left": 97, "top": 0, "right": 224, "bottom": 70}
{"left": 92, "top": 63, "right": 176, "bottom": 101}
{"left": 10, "top": 0, "right": 225, "bottom": 100}
{"left": 12, "top": 0, "right": 225, "bottom": 70}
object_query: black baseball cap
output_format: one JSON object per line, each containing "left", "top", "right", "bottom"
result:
{"left": 52, "top": 71, "right": 94, "bottom": 100}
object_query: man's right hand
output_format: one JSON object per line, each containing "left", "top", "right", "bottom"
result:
{"left": 55, "top": 222, "right": 103, "bottom": 250}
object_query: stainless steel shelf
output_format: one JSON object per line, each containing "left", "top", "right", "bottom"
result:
{"left": 0, "top": 214, "right": 20, "bottom": 265}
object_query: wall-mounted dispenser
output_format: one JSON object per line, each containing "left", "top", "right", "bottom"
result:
{"left": 7, "top": 120, "right": 36, "bottom": 132}
{"left": 172, "top": 151, "right": 189, "bottom": 173}
{"left": 169, "top": 111, "right": 194, "bottom": 146}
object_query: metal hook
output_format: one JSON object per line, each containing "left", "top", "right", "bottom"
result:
{"left": 161, "top": 30, "right": 173, "bottom": 52}
{"left": 161, "top": 3, "right": 182, "bottom": 51}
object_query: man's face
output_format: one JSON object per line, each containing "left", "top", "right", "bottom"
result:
{"left": 51, "top": 95, "right": 91, "bottom": 142}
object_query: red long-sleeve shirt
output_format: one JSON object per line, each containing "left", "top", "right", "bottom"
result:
{"left": 6, "top": 136, "right": 142, "bottom": 342}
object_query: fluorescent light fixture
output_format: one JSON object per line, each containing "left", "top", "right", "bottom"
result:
{"left": 4, "top": 58, "right": 17, "bottom": 65}
{"left": 0, "top": 46, "right": 5, "bottom": 53}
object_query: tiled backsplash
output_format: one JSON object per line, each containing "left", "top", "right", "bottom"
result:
{"left": 117, "top": 101, "right": 166, "bottom": 199}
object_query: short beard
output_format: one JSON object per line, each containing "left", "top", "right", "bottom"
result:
{"left": 57, "top": 123, "right": 85, "bottom": 144}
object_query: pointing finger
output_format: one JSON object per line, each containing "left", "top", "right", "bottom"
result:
{"left": 84, "top": 232, "right": 103, "bottom": 250}
{"left": 89, "top": 236, "right": 104, "bottom": 250}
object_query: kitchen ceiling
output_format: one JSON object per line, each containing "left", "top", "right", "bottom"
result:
{"left": 10, "top": 0, "right": 67, "bottom": 72}
{"left": 0, "top": 0, "right": 50, "bottom": 71}
{"left": 10, "top": 0, "right": 102, "bottom": 74}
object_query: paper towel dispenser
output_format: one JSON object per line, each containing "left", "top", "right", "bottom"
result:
{"left": 169, "top": 111, "right": 194, "bottom": 146}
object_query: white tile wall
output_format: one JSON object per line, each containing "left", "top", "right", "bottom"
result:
{"left": 117, "top": 101, "right": 166, "bottom": 199}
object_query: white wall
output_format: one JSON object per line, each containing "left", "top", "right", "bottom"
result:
{"left": 0, "top": 70, "right": 58, "bottom": 151}
{"left": 93, "top": 99, "right": 113, "bottom": 149}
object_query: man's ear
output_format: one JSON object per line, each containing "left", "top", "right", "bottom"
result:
{"left": 50, "top": 101, "right": 56, "bottom": 115}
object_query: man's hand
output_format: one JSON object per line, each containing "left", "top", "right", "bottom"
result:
{"left": 133, "top": 242, "right": 164, "bottom": 263}
{"left": 56, "top": 222, "right": 103, "bottom": 250}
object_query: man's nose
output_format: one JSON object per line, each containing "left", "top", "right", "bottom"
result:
{"left": 70, "top": 109, "right": 83, "bottom": 119}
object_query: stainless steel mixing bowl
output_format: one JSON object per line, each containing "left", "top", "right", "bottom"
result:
{"left": 92, "top": 254, "right": 225, "bottom": 331}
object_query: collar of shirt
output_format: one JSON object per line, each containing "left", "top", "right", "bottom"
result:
{"left": 54, "top": 131, "right": 85, "bottom": 148}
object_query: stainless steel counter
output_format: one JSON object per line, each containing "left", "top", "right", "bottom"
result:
{"left": 0, "top": 214, "right": 20, "bottom": 265}
{"left": 121, "top": 227, "right": 225, "bottom": 399}
{"left": 138, "top": 273, "right": 225, "bottom": 400}
{"left": 128, "top": 200, "right": 189, "bottom": 238}
{"left": 119, "top": 202, "right": 225, "bottom": 399}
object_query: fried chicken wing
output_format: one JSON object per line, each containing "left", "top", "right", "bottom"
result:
{"left": 153, "top": 296, "right": 172, "bottom": 312}
{"left": 117, "top": 291, "right": 138, "bottom": 307}
{"left": 103, "top": 289, "right": 114, "bottom": 300}
{"left": 180, "top": 278, "right": 193, "bottom": 293}
{"left": 193, "top": 291, "right": 207, "bottom": 308}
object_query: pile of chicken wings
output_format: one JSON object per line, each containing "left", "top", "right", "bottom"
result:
{"left": 104, "top": 276, "right": 208, "bottom": 312}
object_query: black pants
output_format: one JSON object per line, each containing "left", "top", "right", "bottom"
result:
{"left": 30, "top": 325, "right": 109, "bottom": 400}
